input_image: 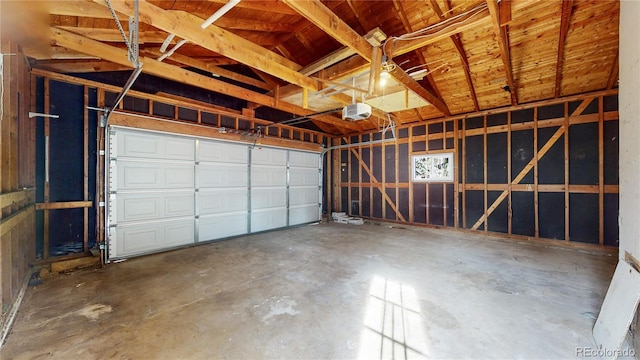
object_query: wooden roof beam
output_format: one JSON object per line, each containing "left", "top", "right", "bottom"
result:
{"left": 204, "top": 0, "right": 299, "bottom": 15}
{"left": 50, "top": 27, "right": 359, "bottom": 132}
{"left": 430, "top": 0, "right": 479, "bottom": 111}
{"left": 92, "top": 0, "right": 320, "bottom": 91}
{"left": 554, "top": 0, "right": 574, "bottom": 98}
{"left": 281, "top": 0, "right": 373, "bottom": 62}
{"left": 388, "top": 61, "right": 450, "bottom": 116}
{"left": 387, "top": 3, "right": 490, "bottom": 57}
{"left": 31, "top": 59, "right": 133, "bottom": 73}
{"left": 607, "top": 51, "right": 619, "bottom": 89}
{"left": 487, "top": 0, "right": 517, "bottom": 105}
{"left": 56, "top": 26, "right": 171, "bottom": 44}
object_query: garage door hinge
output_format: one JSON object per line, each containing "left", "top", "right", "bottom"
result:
{"left": 99, "top": 150, "right": 105, "bottom": 156}
{"left": 99, "top": 202, "right": 105, "bottom": 207}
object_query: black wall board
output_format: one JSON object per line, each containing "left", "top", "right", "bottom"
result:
{"left": 350, "top": 151, "right": 359, "bottom": 182}
{"left": 569, "top": 193, "right": 599, "bottom": 244}
{"left": 446, "top": 183, "right": 454, "bottom": 227}
{"left": 340, "top": 150, "right": 349, "bottom": 183}
{"left": 429, "top": 122, "right": 443, "bottom": 134}
{"left": 487, "top": 133, "right": 508, "bottom": 184}
{"left": 538, "top": 103, "right": 564, "bottom": 120}
{"left": 361, "top": 148, "right": 371, "bottom": 182}
{"left": 487, "top": 191, "right": 509, "bottom": 234}
{"left": 373, "top": 188, "right": 383, "bottom": 218}
{"left": 385, "top": 189, "right": 396, "bottom": 220}
{"left": 538, "top": 192, "right": 565, "bottom": 240}
{"left": 341, "top": 187, "right": 348, "bottom": 212}
{"left": 465, "top": 135, "right": 484, "bottom": 184}
{"left": 512, "top": 108, "right": 534, "bottom": 124}
{"left": 398, "top": 144, "right": 409, "bottom": 182}
{"left": 466, "top": 116, "right": 483, "bottom": 130}
{"left": 537, "top": 127, "right": 564, "bottom": 184}
{"left": 511, "top": 130, "right": 534, "bottom": 183}
{"left": 385, "top": 145, "right": 396, "bottom": 183}
{"left": 429, "top": 184, "right": 444, "bottom": 226}
{"left": 362, "top": 188, "right": 371, "bottom": 217}
{"left": 465, "top": 190, "right": 484, "bottom": 230}
{"left": 569, "top": 123, "right": 599, "bottom": 185}
{"left": 413, "top": 141, "right": 426, "bottom": 152}
{"left": 372, "top": 146, "right": 382, "bottom": 181}
{"left": 512, "top": 191, "right": 535, "bottom": 236}
{"left": 487, "top": 112, "right": 508, "bottom": 127}
{"left": 399, "top": 188, "right": 410, "bottom": 221}
{"left": 413, "top": 184, "right": 427, "bottom": 223}
{"left": 604, "top": 121, "right": 619, "bottom": 185}
{"left": 604, "top": 193, "right": 619, "bottom": 247}
{"left": 351, "top": 188, "right": 360, "bottom": 216}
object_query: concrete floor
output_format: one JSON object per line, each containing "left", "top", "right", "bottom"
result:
{"left": 1, "top": 223, "right": 617, "bottom": 359}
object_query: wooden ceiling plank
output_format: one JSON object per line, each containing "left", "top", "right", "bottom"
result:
{"left": 48, "top": 1, "right": 126, "bottom": 20}
{"left": 388, "top": 4, "right": 490, "bottom": 57}
{"left": 50, "top": 27, "right": 358, "bottom": 132}
{"left": 607, "top": 51, "right": 619, "bottom": 89}
{"left": 554, "top": 0, "right": 574, "bottom": 98}
{"left": 281, "top": 0, "right": 373, "bottom": 62}
{"left": 300, "top": 47, "right": 357, "bottom": 76}
{"left": 388, "top": 61, "right": 450, "bottom": 116}
{"left": 430, "top": 0, "right": 479, "bottom": 111}
{"left": 487, "top": 0, "right": 517, "bottom": 105}
{"left": 92, "top": 0, "right": 320, "bottom": 91}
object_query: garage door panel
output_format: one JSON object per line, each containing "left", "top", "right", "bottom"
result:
{"left": 251, "top": 148, "right": 287, "bottom": 166}
{"left": 116, "top": 192, "right": 194, "bottom": 222}
{"left": 199, "top": 164, "right": 248, "bottom": 188}
{"left": 289, "top": 152, "right": 319, "bottom": 168}
{"left": 113, "top": 218, "right": 194, "bottom": 257}
{"left": 251, "top": 166, "right": 287, "bottom": 187}
{"left": 251, "top": 188, "right": 286, "bottom": 210}
{"left": 289, "top": 186, "right": 319, "bottom": 206}
{"left": 198, "top": 189, "right": 248, "bottom": 214}
{"left": 117, "top": 161, "right": 194, "bottom": 190}
{"left": 199, "top": 213, "right": 248, "bottom": 241}
{"left": 117, "top": 131, "right": 194, "bottom": 160}
{"left": 289, "top": 204, "right": 320, "bottom": 225}
{"left": 199, "top": 141, "right": 248, "bottom": 163}
{"left": 289, "top": 168, "right": 320, "bottom": 186}
{"left": 251, "top": 208, "right": 287, "bottom": 232}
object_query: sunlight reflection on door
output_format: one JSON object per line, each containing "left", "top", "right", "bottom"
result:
{"left": 357, "top": 276, "right": 429, "bottom": 359}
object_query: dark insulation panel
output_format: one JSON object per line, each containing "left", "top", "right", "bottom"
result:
{"left": 512, "top": 108, "right": 534, "bottom": 124}
{"left": 465, "top": 190, "right": 484, "bottom": 230}
{"left": 413, "top": 141, "right": 426, "bottom": 152}
{"left": 604, "top": 194, "right": 619, "bottom": 246}
{"left": 340, "top": 150, "right": 349, "bottom": 183}
{"left": 537, "top": 127, "right": 564, "bottom": 184}
{"left": 487, "top": 191, "right": 508, "bottom": 234}
{"left": 398, "top": 128, "right": 409, "bottom": 138}
{"left": 538, "top": 192, "right": 565, "bottom": 240}
{"left": 413, "top": 184, "right": 427, "bottom": 223}
{"left": 385, "top": 189, "right": 396, "bottom": 220}
{"left": 412, "top": 125, "right": 426, "bottom": 136}
{"left": 465, "top": 135, "right": 484, "bottom": 184}
{"left": 603, "top": 95, "right": 618, "bottom": 112}
{"left": 428, "top": 122, "right": 443, "bottom": 134}
{"left": 341, "top": 187, "right": 348, "bottom": 213}
{"left": 351, "top": 188, "right": 360, "bottom": 216}
{"left": 373, "top": 188, "right": 383, "bottom": 218}
{"left": 604, "top": 121, "right": 619, "bottom": 185}
{"left": 123, "top": 96, "right": 149, "bottom": 113}
{"left": 538, "top": 103, "right": 564, "bottom": 120}
{"left": 429, "top": 139, "right": 444, "bottom": 151}
{"left": 201, "top": 112, "right": 217, "bottom": 125}
{"left": 398, "top": 144, "right": 409, "bottom": 182}
{"left": 385, "top": 145, "right": 396, "bottom": 183}
{"left": 350, "top": 151, "right": 359, "bottom": 182}
{"left": 569, "top": 193, "right": 599, "bottom": 244}
{"left": 487, "top": 133, "right": 508, "bottom": 184}
{"left": 372, "top": 147, "right": 382, "bottom": 181}
{"left": 178, "top": 107, "right": 198, "bottom": 122}
{"left": 466, "top": 116, "right": 484, "bottom": 130}
{"left": 487, "top": 112, "right": 507, "bottom": 127}
{"left": 512, "top": 192, "right": 535, "bottom": 236}
{"left": 399, "top": 188, "right": 410, "bottom": 221}
{"left": 446, "top": 184, "right": 455, "bottom": 227}
{"left": 361, "top": 187, "right": 371, "bottom": 217}
{"left": 153, "top": 101, "right": 174, "bottom": 118}
{"left": 361, "top": 148, "right": 371, "bottom": 183}
{"left": 511, "top": 130, "right": 534, "bottom": 184}
{"left": 569, "top": 123, "right": 599, "bottom": 185}
{"left": 429, "top": 184, "right": 444, "bottom": 226}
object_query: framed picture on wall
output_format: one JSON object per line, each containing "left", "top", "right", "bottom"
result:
{"left": 412, "top": 153, "right": 454, "bottom": 182}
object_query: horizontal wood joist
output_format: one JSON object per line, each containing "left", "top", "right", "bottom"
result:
{"left": 282, "top": 0, "right": 447, "bottom": 120}
{"left": 49, "top": 27, "right": 361, "bottom": 132}
{"left": 92, "top": 0, "right": 320, "bottom": 91}
{"left": 31, "top": 68, "right": 328, "bottom": 142}
{"left": 109, "top": 112, "right": 323, "bottom": 152}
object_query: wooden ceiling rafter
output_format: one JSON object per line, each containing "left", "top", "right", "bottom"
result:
{"left": 392, "top": 0, "right": 448, "bottom": 113}
{"left": 388, "top": 60, "right": 451, "bottom": 117}
{"left": 430, "top": 0, "right": 480, "bottom": 112}
{"left": 92, "top": 0, "right": 321, "bottom": 91}
{"left": 31, "top": 59, "right": 133, "bottom": 73}
{"left": 203, "top": 0, "right": 299, "bottom": 16}
{"left": 486, "top": 0, "right": 517, "bottom": 105}
{"left": 607, "top": 51, "right": 619, "bottom": 90}
{"left": 554, "top": 0, "right": 574, "bottom": 98}
{"left": 50, "top": 26, "right": 360, "bottom": 133}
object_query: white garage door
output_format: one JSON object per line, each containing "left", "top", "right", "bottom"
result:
{"left": 107, "top": 126, "right": 321, "bottom": 260}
